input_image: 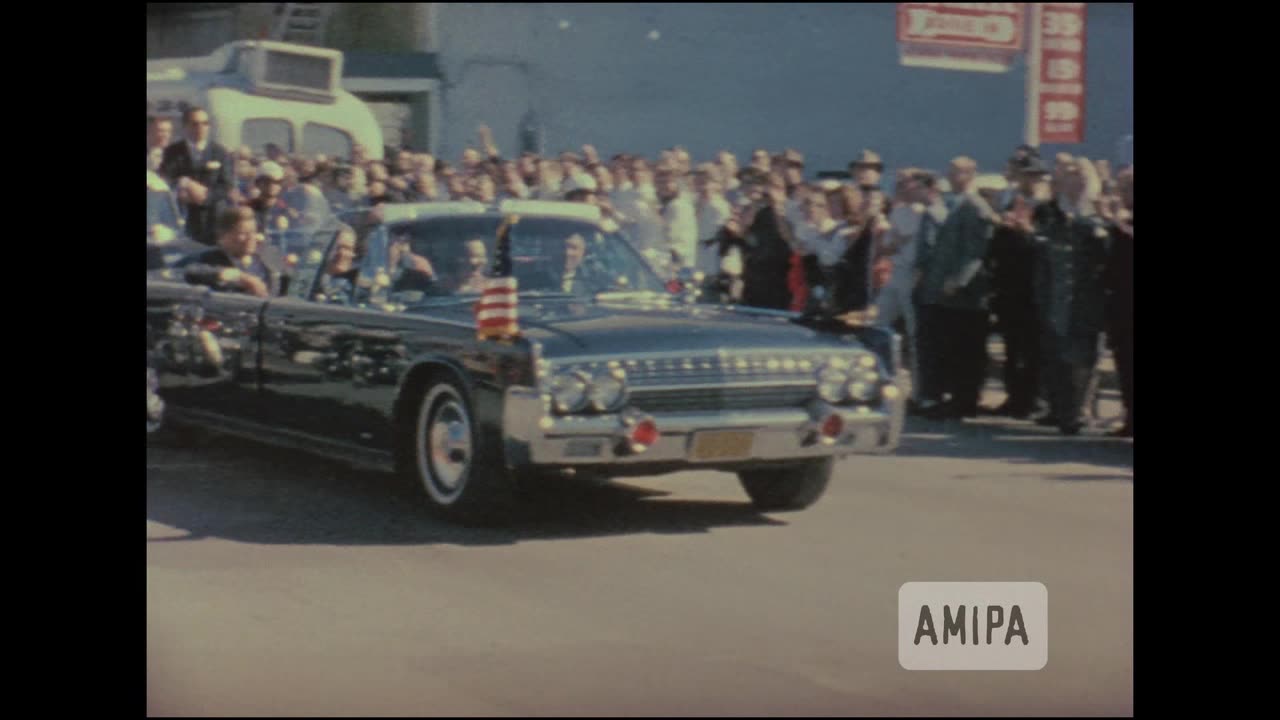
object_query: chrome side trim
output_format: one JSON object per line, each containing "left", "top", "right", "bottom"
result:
{"left": 166, "top": 407, "right": 396, "bottom": 471}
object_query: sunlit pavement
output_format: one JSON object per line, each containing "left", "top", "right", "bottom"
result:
{"left": 147, "top": 367, "right": 1132, "bottom": 716}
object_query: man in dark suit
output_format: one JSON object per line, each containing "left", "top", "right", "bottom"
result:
{"left": 160, "top": 107, "right": 234, "bottom": 246}
{"left": 985, "top": 156, "right": 1051, "bottom": 418}
{"left": 915, "top": 157, "right": 997, "bottom": 419}
{"left": 731, "top": 175, "right": 797, "bottom": 310}
{"left": 180, "top": 207, "right": 291, "bottom": 298}
{"left": 1031, "top": 157, "right": 1110, "bottom": 435}
{"left": 910, "top": 172, "right": 951, "bottom": 415}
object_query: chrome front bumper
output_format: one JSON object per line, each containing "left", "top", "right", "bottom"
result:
{"left": 502, "top": 375, "right": 905, "bottom": 469}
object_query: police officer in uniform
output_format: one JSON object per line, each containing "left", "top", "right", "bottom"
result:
{"left": 1031, "top": 157, "right": 1110, "bottom": 435}
{"left": 985, "top": 156, "right": 1051, "bottom": 418}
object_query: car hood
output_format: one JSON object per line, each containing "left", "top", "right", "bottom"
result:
{"left": 421, "top": 297, "right": 866, "bottom": 358}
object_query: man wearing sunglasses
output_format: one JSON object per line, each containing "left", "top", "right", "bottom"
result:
{"left": 248, "top": 162, "right": 291, "bottom": 235}
{"left": 160, "top": 106, "right": 234, "bottom": 246}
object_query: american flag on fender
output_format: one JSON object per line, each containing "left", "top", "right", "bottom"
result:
{"left": 476, "top": 214, "right": 521, "bottom": 340}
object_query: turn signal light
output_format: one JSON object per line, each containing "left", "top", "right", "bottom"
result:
{"left": 631, "top": 419, "right": 660, "bottom": 448}
{"left": 820, "top": 414, "right": 844, "bottom": 439}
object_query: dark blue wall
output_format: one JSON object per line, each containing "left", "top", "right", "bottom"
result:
{"left": 438, "top": 3, "right": 1132, "bottom": 174}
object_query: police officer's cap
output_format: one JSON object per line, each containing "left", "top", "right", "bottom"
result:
{"left": 1015, "top": 156, "right": 1050, "bottom": 176}
{"left": 257, "top": 161, "right": 285, "bottom": 182}
{"left": 849, "top": 149, "right": 884, "bottom": 171}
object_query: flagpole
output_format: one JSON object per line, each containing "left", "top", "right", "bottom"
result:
{"left": 1025, "top": 2, "right": 1042, "bottom": 147}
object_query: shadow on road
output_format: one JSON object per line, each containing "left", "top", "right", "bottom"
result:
{"left": 146, "top": 435, "right": 784, "bottom": 548}
{"left": 897, "top": 416, "right": 1134, "bottom": 472}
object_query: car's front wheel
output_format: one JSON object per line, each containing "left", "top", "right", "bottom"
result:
{"left": 412, "top": 380, "right": 517, "bottom": 524}
{"left": 738, "top": 458, "right": 833, "bottom": 511}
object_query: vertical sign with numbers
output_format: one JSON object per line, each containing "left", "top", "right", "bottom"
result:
{"left": 1029, "top": 3, "right": 1087, "bottom": 144}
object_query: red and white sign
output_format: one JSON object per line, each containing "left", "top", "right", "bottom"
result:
{"left": 1028, "top": 3, "right": 1087, "bottom": 144}
{"left": 897, "top": 3, "right": 1025, "bottom": 73}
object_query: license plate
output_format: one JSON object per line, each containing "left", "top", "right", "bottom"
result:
{"left": 691, "top": 430, "right": 755, "bottom": 461}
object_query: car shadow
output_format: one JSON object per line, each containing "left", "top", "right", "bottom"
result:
{"left": 897, "top": 415, "right": 1134, "bottom": 471}
{"left": 146, "top": 434, "right": 785, "bottom": 548}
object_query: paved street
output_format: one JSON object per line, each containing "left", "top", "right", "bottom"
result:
{"left": 147, "top": 384, "right": 1132, "bottom": 717}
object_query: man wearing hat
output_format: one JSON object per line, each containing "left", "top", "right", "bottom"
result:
{"left": 248, "top": 161, "right": 291, "bottom": 236}
{"left": 850, "top": 150, "right": 885, "bottom": 189}
{"left": 985, "top": 155, "right": 1051, "bottom": 418}
{"left": 1030, "top": 155, "right": 1110, "bottom": 435}
{"left": 914, "top": 157, "right": 997, "bottom": 419}
{"left": 1000, "top": 145, "right": 1040, "bottom": 208}
{"left": 160, "top": 106, "right": 234, "bottom": 246}
{"left": 562, "top": 172, "right": 599, "bottom": 203}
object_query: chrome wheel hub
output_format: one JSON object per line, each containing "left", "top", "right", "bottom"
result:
{"left": 428, "top": 399, "right": 471, "bottom": 492}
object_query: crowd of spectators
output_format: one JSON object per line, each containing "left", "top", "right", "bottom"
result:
{"left": 149, "top": 108, "right": 1133, "bottom": 438}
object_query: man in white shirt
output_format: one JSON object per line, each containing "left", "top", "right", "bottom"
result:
{"left": 876, "top": 169, "right": 927, "bottom": 402}
{"left": 795, "top": 191, "right": 848, "bottom": 268}
{"left": 656, "top": 169, "right": 698, "bottom": 271}
{"left": 717, "top": 151, "right": 743, "bottom": 206}
{"left": 147, "top": 116, "right": 173, "bottom": 168}
{"left": 612, "top": 161, "right": 663, "bottom": 258}
{"left": 693, "top": 167, "right": 734, "bottom": 281}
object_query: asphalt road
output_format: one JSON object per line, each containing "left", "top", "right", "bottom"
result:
{"left": 147, "top": 395, "right": 1133, "bottom": 717}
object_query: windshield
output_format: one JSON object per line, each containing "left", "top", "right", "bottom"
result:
{"left": 361, "top": 216, "right": 669, "bottom": 302}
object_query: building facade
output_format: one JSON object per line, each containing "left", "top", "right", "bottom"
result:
{"left": 146, "top": 3, "right": 1133, "bottom": 173}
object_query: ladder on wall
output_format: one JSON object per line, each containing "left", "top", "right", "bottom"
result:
{"left": 272, "top": 3, "right": 332, "bottom": 46}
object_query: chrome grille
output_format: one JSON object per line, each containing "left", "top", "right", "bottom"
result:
{"left": 541, "top": 349, "right": 884, "bottom": 415}
{"left": 629, "top": 385, "right": 815, "bottom": 413}
{"left": 601, "top": 352, "right": 833, "bottom": 388}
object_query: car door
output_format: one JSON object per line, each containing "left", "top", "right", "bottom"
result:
{"left": 258, "top": 227, "right": 389, "bottom": 448}
{"left": 147, "top": 278, "right": 211, "bottom": 400}
{"left": 146, "top": 272, "right": 263, "bottom": 419}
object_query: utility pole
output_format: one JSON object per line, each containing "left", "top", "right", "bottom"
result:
{"left": 1024, "top": 2, "right": 1043, "bottom": 147}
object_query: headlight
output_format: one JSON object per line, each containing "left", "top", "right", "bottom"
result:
{"left": 588, "top": 368, "right": 628, "bottom": 412}
{"left": 817, "top": 363, "right": 850, "bottom": 403}
{"left": 549, "top": 371, "right": 590, "bottom": 414}
{"left": 846, "top": 380, "right": 875, "bottom": 402}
